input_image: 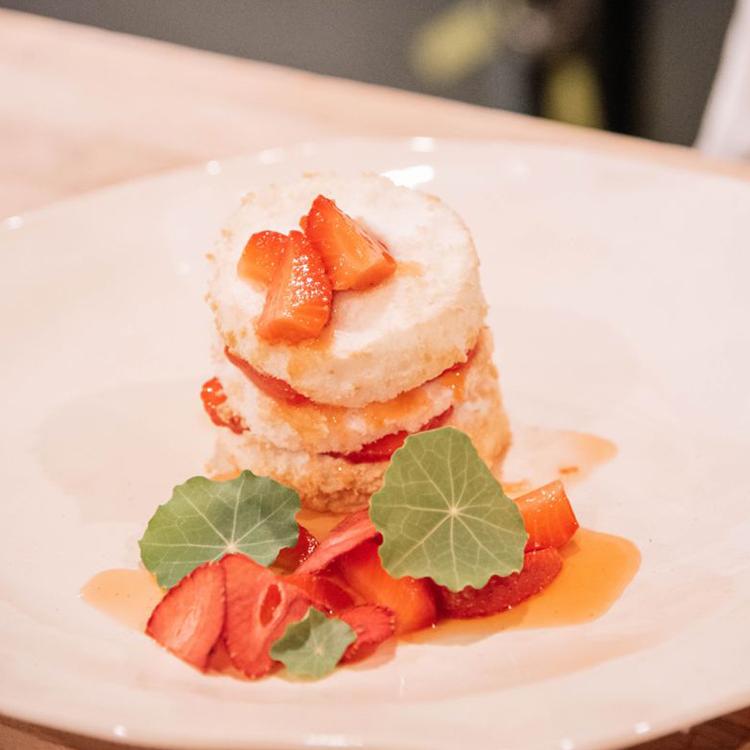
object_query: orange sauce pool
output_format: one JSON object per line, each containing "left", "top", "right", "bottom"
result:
{"left": 81, "top": 529, "right": 639, "bottom": 644}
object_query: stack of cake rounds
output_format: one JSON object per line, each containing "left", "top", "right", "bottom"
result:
{"left": 204, "top": 174, "right": 510, "bottom": 512}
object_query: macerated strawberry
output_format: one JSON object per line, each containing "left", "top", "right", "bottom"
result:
{"left": 273, "top": 525, "right": 319, "bottom": 572}
{"left": 436, "top": 548, "right": 563, "bottom": 619}
{"left": 224, "top": 347, "right": 310, "bottom": 405}
{"left": 330, "top": 408, "right": 454, "bottom": 464}
{"left": 337, "top": 540, "right": 437, "bottom": 635}
{"left": 146, "top": 562, "right": 225, "bottom": 670}
{"left": 304, "top": 195, "right": 396, "bottom": 291}
{"left": 237, "top": 230, "right": 287, "bottom": 285}
{"left": 200, "top": 377, "right": 246, "bottom": 434}
{"left": 221, "top": 554, "right": 310, "bottom": 679}
{"left": 339, "top": 605, "right": 396, "bottom": 663}
{"left": 256, "top": 230, "right": 332, "bottom": 344}
{"left": 295, "top": 510, "right": 379, "bottom": 575}
{"left": 285, "top": 573, "right": 354, "bottom": 614}
{"left": 515, "top": 480, "right": 579, "bottom": 551}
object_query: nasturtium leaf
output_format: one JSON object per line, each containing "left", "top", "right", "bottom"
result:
{"left": 139, "top": 471, "right": 299, "bottom": 588}
{"left": 270, "top": 607, "right": 355, "bottom": 679}
{"left": 370, "top": 427, "right": 527, "bottom": 592}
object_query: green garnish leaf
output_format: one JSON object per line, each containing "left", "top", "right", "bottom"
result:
{"left": 270, "top": 608, "right": 356, "bottom": 680}
{"left": 370, "top": 427, "right": 527, "bottom": 591}
{"left": 139, "top": 471, "right": 299, "bottom": 588}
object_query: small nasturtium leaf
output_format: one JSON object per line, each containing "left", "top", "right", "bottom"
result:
{"left": 139, "top": 471, "right": 299, "bottom": 588}
{"left": 370, "top": 427, "right": 527, "bottom": 591}
{"left": 270, "top": 607, "right": 356, "bottom": 679}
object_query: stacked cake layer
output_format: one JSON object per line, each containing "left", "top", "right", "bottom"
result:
{"left": 204, "top": 174, "right": 510, "bottom": 511}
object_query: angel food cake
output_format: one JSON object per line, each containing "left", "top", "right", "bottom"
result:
{"left": 202, "top": 174, "right": 510, "bottom": 511}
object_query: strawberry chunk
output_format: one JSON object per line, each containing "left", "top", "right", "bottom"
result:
{"left": 237, "top": 230, "right": 287, "bottom": 285}
{"left": 285, "top": 573, "right": 354, "bottom": 614}
{"left": 339, "top": 605, "right": 396, "bottom": 663}
{"left": 337, "top": 540, "right": 437, "bottom": 634}
{"left": 295, "top": 510, "right": 379, "bottom": 575}
{"left": 200, "top": 377, "right": 246, "bottom": 434}
{"left": 224, "top": 347, "right": 310, "bottom": 405}
{"left": 273, "top": 525, "right": 319, "bottom": 572}
{"left": 437, "top": 548, "right": 563, "bottom": 619}
{"left": 330, "top": 407, "right": 454, "bottom": 464}
{"left": 304, "top": 195, "right": 396, "bottom": 291}
{"left": 515, "top": 480, "right": 579, "bottom": 551}
{"left": 146, "top": 562, "right": 225, "bottom": 670}
{"left": 256, "top": 230, "right": 332, "bottom": 344}
{"left": 221, "top": 554, "right": 310, "bottom": 678}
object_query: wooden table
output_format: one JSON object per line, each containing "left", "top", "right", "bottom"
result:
{"left": 1, "top": 9, "right": 749, "bottom": 750}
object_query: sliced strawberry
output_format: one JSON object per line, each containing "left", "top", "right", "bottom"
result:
{"left": 224, "top": 347, "right": 310, "bottom": 405}
{"left": 295, "top": 510, "right": 379, "bottom": 575}
{"left": 200, "top": 377, "right": 246, "bottom": 434}
{"left": 256, "top": 230, "right": 332, "bottom": 344}
{"left": 337, "top": 540, "right": 438, "bottom": 635}
{"left": 339, "top": 605, "right": 396, "bottom": 663}
{"left": 146, "top": 562, "right": 225, "bottom": 670}
{"left": 330, "top": 407, "right": 454, "bottom": 464}
{"left": 221, "top": 553, "right": 310, "bottom": 678}
{"left": 515, "top": 480, "right": 579, "bottom": 551}
{"left": 436, "top": 548, "right": 563, "bottom": 619}
{"left": 285, "top": 573, "right": 354, "bottom": 613}
{"left": 273, "top": 525, "right": 319, "bottom": 572}
{"left": 237, "top": 230, "right": 287, "bottom": 285}
{"left": 304, "top": 195, "right": 396, "bottom": 291}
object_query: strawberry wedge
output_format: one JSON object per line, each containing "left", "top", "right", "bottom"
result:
{"left": 273, "top": 525, "right": 319, "bottom": 572}
{"left": 304, "top": 195, "right": 396, "bottom": 291}
{"left": 146, "top": 562, "right": 225, "bottom": 670}
{"left": 285, "top": 573, "right": 354, "bottom": 614}
{"left": 339, "top": 605, "right": 396, "bottom": 663}
{"left": 256, "top": 230, "right": 332, "bottom": 344}
{"left": 237, "top": 230, "right": 287, "bottom": 285}
{"left": 514, "top": 480, "right": 579, "bottom": 551}
{"left": 221, "top": 554, "right": 310, "bottom": 679}
{"left": 437, "top": 548, "right": 563, "bottom": 619}
{"left": 295, "top": 510, "right": 379, "bottom": 575}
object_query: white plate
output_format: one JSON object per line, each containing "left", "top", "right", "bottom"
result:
{"left": 1, "top": 138, "right": 749, "bottom": 750}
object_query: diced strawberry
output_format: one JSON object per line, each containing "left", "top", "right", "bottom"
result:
{"left": 337, "top": 540, "right": 437, "bottom": 635}
{"left": 237, "top": 230, "right": 287, "bottom": 285}
{"left": 285, "top": 573, "right": 354, "bottom": 613}
{"left": 436, "top": 548, "right": 563, "bottom": 619}
{"left": 339, "top": 605, "right": 396, "bottom": 663}
{"left": 295, "top": 510, "right": 379, "bottom": 575}
{"left": 330, "top": 407, "right": 454, "bottom": 464}
{"left": 304, "top": 195, "right": 396, "bottom": 291}
{"left": 224, "top": 347, "right": 311, "bottom": 405}
{"left": 256, "top": 230, "right": 332, "bottom": 344}
{"left": 273, "top": 525, "right": 319, "bottom": 572}
{"left": 200, "top": 377, "right": 246, "bottom": 434}
{"left": 221, "top": 553, "right": 310, "bottom": 679}
{"left": 515, "top": 480, "right": 579, "bottom": 551}
{"left": 146, "top": 562, "right": 225, "bottom": 670}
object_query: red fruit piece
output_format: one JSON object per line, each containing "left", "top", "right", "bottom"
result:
{"left": 200, "top": 377, "right": 246, "bottom": 434}
{"left": 224, "top": 347, "right": 310, "bottom": 405}
{"left": 295, "top": 510, "right": 379, "bottom": 575}
{"left": 339, "top": 605, "right": 396, "bottom": 663}
{"left": 257, "top": 230, "right": 332, "bottom": 344}
{"left": 330, "top": 407, "right": 454, "bottom": 464}
{"left": 437, "top": 548, "right": 563, "bottom": 619}
{"left": 237, "top": 230, "right": 287, "bottom": 285}
{"left": 221, "top": 553, "right": 310, "bottom": 679}
{"left": 285, "top": 573, "right": 354, "bottom": 614}
{"left": 515, "top": 480, "right": 579, "bottom": 551}
{"left": 273, "top": 525, "right": 319, "bottom": 572}
{"left": 337, "top": 540, "right": 438, "bottom": 635}
{"left": 304, "top": 195, "right": 396, "bottom": 291}
{"left": 146, "top": 562, "right": 225, "bottom": 670}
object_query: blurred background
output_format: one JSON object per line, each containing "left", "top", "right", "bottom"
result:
{"left": 0, "top": 0, "right": 742, "bottom": 148}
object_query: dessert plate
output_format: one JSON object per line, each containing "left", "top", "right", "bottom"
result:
{"left": 1, "top": 138, "right": 749, "bottom": 750}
